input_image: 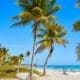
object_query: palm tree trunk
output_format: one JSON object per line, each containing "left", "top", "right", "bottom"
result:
{"left": 43, "top": 44, "right": 53, "bottom": 75}
{"left": 29, "top": 21, "right": 39, "bottom": 80}
{"left": 43, "top": 53, "right": 51, "bottom": 75}
{"left": 17, "top": 59, "right": 20, "bottom": 73}
{"left": 30, "top": 32, "right": 36, "bottom": 80}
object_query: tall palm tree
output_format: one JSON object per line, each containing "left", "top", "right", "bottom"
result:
{"left": 73, "top": 20, "right": 80, "bottom": 32}
{"left": 35, "top": 23, "right": 67, "bottom": 75}
{"left": 76, "top": 43, "right": 80, "bottom": 61}
{"left": 11, "top": 0, "right": 60, "bottom": 79}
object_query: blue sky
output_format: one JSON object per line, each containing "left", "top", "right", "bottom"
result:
{"left": 0, "top": 0, "right": 80, "bottom": 65}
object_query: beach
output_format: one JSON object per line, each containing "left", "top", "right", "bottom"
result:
{"left": 38, "top": 70, "right": 80, "bottom": 80}
{"left": 14, "top": 69, "right": 80, "bottom": 80}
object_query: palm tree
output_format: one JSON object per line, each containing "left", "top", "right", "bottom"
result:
{"left": 17, "top": 53, "right": 24, "bottom": 73}
{"left": 75, "top": 0, "right": 80, "bottom": 8}
{"left": 11, "top": 0, "right": 60, "bottom": 79}
{"left": 0, "top": 46, "right": 9, "bottom": 64}
{"left": 76, "top": 43, "right": 80, "bottom": 61}
{"left": 73, "top": 20, "right": 80, "bottom": 32}
{"left": 11, "top": 56, "right": 19, "bottom": 65}
{"left": 35, "top": 23, "right": 67, "bottom": 75}
{"left": 10, "top": 54, "right": 24, "bottom": 73}
{"left": 26, "top": 51, "right": 30, "bottom": 65}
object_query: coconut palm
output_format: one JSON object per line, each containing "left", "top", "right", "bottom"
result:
{"left": 76, "top": 43, "right": 80, "bottom": 61}
{"left": 35, "top": 23, "right": 67, "bottom": 75}
{"left": 75, "top": 0, "right": 80, "bottom": 8}
{"left": 73, "top": 20, "right": 80, "bottom": 32}
{"left": 11, "top": 0, "right": 60, "bottom": 79}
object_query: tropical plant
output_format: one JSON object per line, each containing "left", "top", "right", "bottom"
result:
{"left": 11, "top": 0, "right": 60, "bottom": 79}
{"left": 35, "top": 23, "right": 67, "bottom": 75}
{"left": 0, "top": 46, "right": 9, "bottom": 64}
{"left": 17, "top": 53, "right": 24, "bottom": 73}
{"left": 75, "top": 0, "right": 80, "bottom": 8}
{"left": 26, "top": 51, "right": 30, "bottom": 65}
{"left": 11, "top": 56, "right": 19, "bottom": 65}
{"left": 73, "top": 20, "right": 80, "bottom": 32}
{"left": 4, "top": 53, "right": 11, "bottom": 62}
{"left": 76, "top": 43, "right": 80, "bottom": 61}
{"left": 10, "top": 54, "right": 24, "bottom": 73}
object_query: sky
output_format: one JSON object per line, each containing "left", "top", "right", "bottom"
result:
{"left": 0, "top": 0, "right": 80, "bottom": 65}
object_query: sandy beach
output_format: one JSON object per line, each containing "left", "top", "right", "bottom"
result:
{"left": 38, "top": 70, "right": 80, "bottom": 80}
{"left": 1, "top": 71, "right": 80, "bottom": 80}
{"left": 13, "top": 69, "right": 80, "bottom": 80}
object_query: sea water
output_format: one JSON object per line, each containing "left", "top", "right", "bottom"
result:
{"left": 37, "top": 65, "right": 80, "bottom": 71}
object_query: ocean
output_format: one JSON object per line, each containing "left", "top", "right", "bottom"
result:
{"left": 37, "top": 65, "right": 80, "bottom": 71}
{"left": 22, "top": 64, "right": 80, "bottom": 71}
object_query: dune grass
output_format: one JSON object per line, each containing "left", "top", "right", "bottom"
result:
{"left": 0, "top": 64, "right": 43, "bottom": 78}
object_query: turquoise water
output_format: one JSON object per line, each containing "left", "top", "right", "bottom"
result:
{"left": 37, "top": 65, "right": 80, "bottom": 71}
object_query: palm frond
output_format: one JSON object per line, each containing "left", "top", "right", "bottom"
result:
{"left": 35, "top": 39, "right": 52, "bottom": 54}
{"left": 61, "top": 39, "right": 68, "bottom": 47}
{"left": 10, "top": 20, "right": 30, "bottom": 28}
{"left": 11, "top": 12, "right": 32, "bottom": 28}
{"left": 73, "top": 20, "right": 80, "bottom": 32}
{"left": 17, "top": 0, "right": 32, "bottom": 11}
{"left": 36, "top": 34, "right": 44, "bottom": 38}
{"left": 12, "top": 15, "right": 20, "bottom": 21}
{"left": 45, "top": 5, "right": 60, "bottom": 15}
{"left": 35, "top": 45, "right": 46, "bottom": 55}
{"left": 41, "top": 0, "right": 56, "bottom": 10}
{"left": 36, "top": 39, "right": 48, "bottom": 45}
{"left": 31, "top": 7, "right": 43, "bottom": 18}
{"left": 55, "top": 38, "right": 68, "bottom": 47}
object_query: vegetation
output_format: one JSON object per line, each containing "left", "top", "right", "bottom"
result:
{"left": 35, "top": 23, "right": 67, "bottom": 75}
{"left": 76, "top": 43, "right": 80, "bottom": 61}
{"left": 1, "top": 0, "right": 80, "bottom": 80}
{"left": 73, "top": 0, "right": 80, "bottom": 62}
{"left": 11, "top": 0, "right": 61, "bottom": 80}
{"left": 75, "top": 0, "right": 80, "bottom": 8}
{"left": 25, "top": 51, "right": 31, "bottom": 64}
{"left": 0, "top": 44, "right": 9, "bottom": 65}
{"left": 73, "top": 20, "right": 80, "bottom": 32}
{"left": 0, "top": 64, "right": 42, "bottom": 78}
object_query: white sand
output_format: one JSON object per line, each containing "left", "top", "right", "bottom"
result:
{"left": 12, "top": 69, "right": 80, "bottom": 80}
{"left": 38, "top": 70, "right": 80, "bottom": 80}
{"left": 0, "top": 78, "right": 20, "bottom": 80}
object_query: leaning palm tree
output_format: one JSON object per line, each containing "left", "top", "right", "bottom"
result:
{"left": 73, "top": 20, "right": 80, "bottom": 32}
{"left": 35, "top": 23, "right": 67, "bottom": 75}
{"left": 11, "top": 0, "right": 60, "bottom": 79}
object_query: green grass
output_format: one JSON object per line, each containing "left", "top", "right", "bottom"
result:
{"left": 0, "top": 65, "right": 43, "bottom": 78}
